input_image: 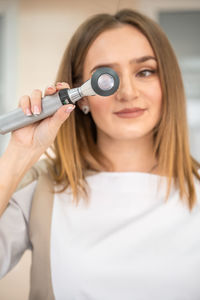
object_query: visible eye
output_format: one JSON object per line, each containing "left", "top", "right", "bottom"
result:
{"left": 137, "top": 69, "right": 156, "bottom": 78}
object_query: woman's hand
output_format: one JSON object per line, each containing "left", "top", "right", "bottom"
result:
{"left": 0, "top": 83, "right": 74, "bottom": 216}
{"left": 8, "top": 82, "right": 75, "bottom": 156}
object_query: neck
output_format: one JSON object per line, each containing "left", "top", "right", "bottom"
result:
{"left": 97, "top": 133, "right": 158, "bottom": 173}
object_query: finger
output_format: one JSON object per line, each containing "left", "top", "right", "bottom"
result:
{"left": 30, "top": 89, "right": 42, "bottom": 115}
{"left": 19, "top": 95, "right": 32, "bottom": 116}
{"left": 48, "top": 104, "right": 75, "bottom": 136}
{"left": 44, "top": 84, "right": 57, "bottom": 96}
{"left": 55, "top": 82, "right": 70, "bottom": 91}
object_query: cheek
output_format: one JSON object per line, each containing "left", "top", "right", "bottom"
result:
{"left": 155, "top": 86, "right": 162, "bottom": 117}
{"left": 88, "top": 96, "right": 112, "bottom": 123}
{"left": 147, "top": 82, "right": 162, "bottom": 115}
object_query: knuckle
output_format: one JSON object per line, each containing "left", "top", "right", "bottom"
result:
{"left": 19, "top": 95, "right": 31, "bottom": 114}
{"left": 19, "top": 95, "right": 30, "bottom": 106}
{"left": 56, "top": 82, "right": 70, "bottom": 89}
{"left": 32, "top": 88, "right": 42, "bottom": 94}
{"left": 20, "top": 94, "right": 29, "bottom": 101}
{"left": 44, "top": 85, "right": 56, "bottom": 95}
{"left": 30, "top": 89, "right": 42, "bottom": 104}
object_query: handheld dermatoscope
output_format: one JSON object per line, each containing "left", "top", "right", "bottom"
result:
{"left": 0, "top": 67, "right": 119, "bottom": 134}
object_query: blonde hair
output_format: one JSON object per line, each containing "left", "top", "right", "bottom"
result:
{"left": 48, "top": 9, "right": 200, "bottom": 210}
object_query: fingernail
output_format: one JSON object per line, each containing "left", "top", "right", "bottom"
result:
{"left": 65, "top": 105, "right": 75, "bottom": 113}
{"left": 33, "top": 105, "right": 40, "bottom": 115}
{"left": 25, "top": 108, "right": 32, "bottom": 116}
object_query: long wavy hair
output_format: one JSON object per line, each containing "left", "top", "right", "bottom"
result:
{"left": 48, "top": 9, "right": 200, "bottom": 210}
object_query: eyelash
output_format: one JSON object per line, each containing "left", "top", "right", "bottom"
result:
{"left": 136, "top": 69, "right": 157, "bottom": 78}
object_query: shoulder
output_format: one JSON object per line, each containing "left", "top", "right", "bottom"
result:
{"left": 11, "top": 159, "right": 52, "bottom": 222}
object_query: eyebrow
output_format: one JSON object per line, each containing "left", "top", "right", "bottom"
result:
{"left": 90, "top": 55, "right": 157, "bottom": 73}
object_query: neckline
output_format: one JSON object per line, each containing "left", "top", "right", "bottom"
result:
{"left": 86, "top": 169, "right": 165, "bottom": 179}
{"left": 85, "top": 170, "right": 171, "bottom": 196}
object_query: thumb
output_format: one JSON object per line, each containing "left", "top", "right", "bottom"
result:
{"left": 48, "top": 104, "right": 75, "bottom": 133}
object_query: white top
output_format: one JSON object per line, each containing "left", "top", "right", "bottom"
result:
{"left": 1, "top": 172, "right": 200, "bottom": 300}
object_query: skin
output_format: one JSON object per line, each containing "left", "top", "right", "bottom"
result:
{"left": 79, "top": 25, "right": 162, "bottom": 172}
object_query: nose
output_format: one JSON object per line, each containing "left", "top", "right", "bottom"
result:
{"left": 115, "top": 72, "right": 139, "bottom": 102}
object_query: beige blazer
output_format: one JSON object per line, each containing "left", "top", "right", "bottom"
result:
{"left": 18, "top": 161, "right": 55, "bottom": 300}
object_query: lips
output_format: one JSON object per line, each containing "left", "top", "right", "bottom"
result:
{"left": 114, "top": 107, "right": 146, "bottom": 118}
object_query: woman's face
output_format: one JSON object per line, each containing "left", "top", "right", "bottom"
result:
{"left": 82, "top": 25, "right": 162, "bottom": 142}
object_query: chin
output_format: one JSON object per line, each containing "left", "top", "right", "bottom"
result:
{"left": 111, "top": 132, "right": 148, "bottom": 141}
{"left": 111, "top": 126, "right": 147, "bottom": 139}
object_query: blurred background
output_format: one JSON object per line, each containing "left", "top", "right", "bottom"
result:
{"left": 0, "top": 0, "right": 200, "bottom": 299}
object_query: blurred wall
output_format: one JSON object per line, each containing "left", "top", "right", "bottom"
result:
{"left": 17, "top": 0, "right": 137, "bottom": 98}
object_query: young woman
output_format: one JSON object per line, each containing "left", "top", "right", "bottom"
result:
{"left": 0, "top": 9, "right": 200, "bottom": 300}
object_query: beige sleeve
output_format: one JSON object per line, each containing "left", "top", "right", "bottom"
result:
{"left": 0, "top": 159, "right": 49, "bottom": 279}
{"left": 0, "top": 180, "right": 36, "bottom": 278}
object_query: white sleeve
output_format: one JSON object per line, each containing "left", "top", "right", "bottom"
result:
{"left": 0, "top": 180, "right": 37, "bottom": 278}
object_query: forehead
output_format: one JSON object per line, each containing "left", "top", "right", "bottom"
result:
{"left": 84, "top": 24, "right": 154, "bottom": 70}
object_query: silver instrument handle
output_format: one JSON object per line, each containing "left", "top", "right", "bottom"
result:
{"left": 0, "top": 93, "right": 62, "bottom": 134}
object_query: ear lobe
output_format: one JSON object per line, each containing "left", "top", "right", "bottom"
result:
{"left": 77, "top": 97, "right": 90, "bottom": 114}
{"left": 77, "top": 97, "right": 89, "bottom": 109}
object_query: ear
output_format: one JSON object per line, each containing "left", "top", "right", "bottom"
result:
{"left": 77, "top": 97, "right": 89, "bottom": 110}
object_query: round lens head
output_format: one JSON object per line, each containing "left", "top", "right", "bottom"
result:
{"left": 91, "top": 67, "right": 120, "bottom": 97}
{"left": 97, "top": 74, "right": 114, "bottom": 91}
